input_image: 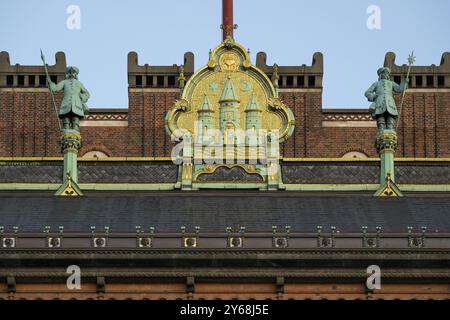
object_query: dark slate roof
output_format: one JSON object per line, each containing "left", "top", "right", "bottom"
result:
{"left": 0, "top": 193, "right": 449, "bottom": 233}
{"left": 78, "top": 162, "right": 178, "bottom": 183}
{"left": 0, "top": 161, "right": 62, "bottom": 183}
{"left": 282, "top": 161, "right": 450, "bottom": 184}
{"left": 1, "top": 160, "right": 448, "bottom": 184}
{"left": 282, "top": 162, "right": 378, "bottom": 184}
{"left": 0, "top": 161, "right": 178, "bottom": 183}
{"left": 396, "top": 163, "right": 450, "bottom": 184}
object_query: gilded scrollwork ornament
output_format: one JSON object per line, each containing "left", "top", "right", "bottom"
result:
{"left": 60, "top": 131, "right": 82, "bottom": 153}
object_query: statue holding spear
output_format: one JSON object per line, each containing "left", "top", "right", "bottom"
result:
{"left": 365, "top": 51, "right": 416, "bottom": 133}
{"left": 40, "top": 49, "right": 90, "bottom": 132}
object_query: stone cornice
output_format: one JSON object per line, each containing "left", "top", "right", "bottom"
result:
{"left": 0, "top": 248, "right": 449, "bottom": 257}
{"left": 1, "top": 267, "right": 450, "bottom": 279}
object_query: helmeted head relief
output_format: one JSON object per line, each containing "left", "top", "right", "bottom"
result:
{"left": 66, "top": 66, "right": 79, "bottom": 79}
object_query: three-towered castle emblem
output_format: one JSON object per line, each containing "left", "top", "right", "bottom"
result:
{"left": 165, "top": 37, "right": 295, "bottom": 190}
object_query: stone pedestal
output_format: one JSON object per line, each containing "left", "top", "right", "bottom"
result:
{"left": 374, "top": 130, "right": 403, "bottom": 197}
{"left": 55, "top": 130, "right": 83, "bottom": 196}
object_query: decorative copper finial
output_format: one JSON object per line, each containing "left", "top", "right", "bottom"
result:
{"left": 221, "top": 0, "right": 237, "bottom": 40}
{"left": 178, "top": 65, "right": 186, "bottom": 97}
{"left": 383, "top": 172, "right": 394, "bottom": 196}
{"left": 272, "top": 63, "right": 279, "bottom": 96}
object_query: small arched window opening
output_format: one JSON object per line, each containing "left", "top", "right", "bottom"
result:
{"left": 342, "top": 151, "right": 368, "bottom": 159}
{"left": 82, "top": 151, "right": 109, "bottom": 158}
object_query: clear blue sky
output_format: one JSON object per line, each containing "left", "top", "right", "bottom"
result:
{"left": 1, "top": 0, "right": 449, "bottom": 108}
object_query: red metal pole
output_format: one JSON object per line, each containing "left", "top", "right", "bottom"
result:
{"left": 222, "top": 0, "right": 234, "bottom": 40}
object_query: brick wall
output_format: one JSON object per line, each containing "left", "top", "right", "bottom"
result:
{"left": 0, "top": 90, "right": 61, "bottom": 156}
{"left": 0, "top": 51, "right": 449, "bottom": 158}
{"left": 127, "top": 90, "right": 178, "bottom": 157}
{"left": 279, "top": 90, "right": 450, "bottom": 158}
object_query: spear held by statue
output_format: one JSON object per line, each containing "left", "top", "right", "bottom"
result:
{"left": 40, "top": 49, "right": 62, "bottom": 131}
{"left": 40, "top": 50, "right": 90, "bottom": 132}
{"left": 396, "top": 51, "right": 416, "bottom": 131}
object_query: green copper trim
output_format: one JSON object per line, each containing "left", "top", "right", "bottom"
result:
{"left": 282, "top": 158, "right": 450, "bottom": 162}
{"left": 0, "top": 183, "right": 60, "bottom": 190}
{"left": 0, "top": 183, "right": 448, "bottom": 192}
{"left": 79, "top": 157, "right": 173, "bottom": 162}
{"left": 0, "top": 157, "right": 63, "bottom": 161}
{"left": 192, "top": 183, "right": 267, "bottom": 190}
{"left": 398, "top": 184, "right": 450, "bottom": 192}
{"left": 285, "top": 184, "right": 450, "bottom": 191}
{"left": 284, "top": 184, "right": 379, "bottom": 191}
{"left": 0, "top": 157, "right": 174, "bottom": 162}
{"left": 0, "top": 183, "right": 176, "bottom": 191}
{"left": 79, "top": 183, "right": 176, "bottom": 191}
{"left": 1, "top": 157, "right": 449, "bottom": 162}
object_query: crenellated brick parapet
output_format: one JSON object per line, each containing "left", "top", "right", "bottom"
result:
{"left": 127, "top": 51, "right": 195, "bottom": 88}
{"left": 256, "top": 52, "right": 323, "bottom": 89}
{"left": 0, "top": 51, "right": 67, "bottom": 88}
{"left": 384, "top": 52, "right": 450, "bottom": 88}
{"left": 0, "top": 50, "right": 448, "bottom": 158}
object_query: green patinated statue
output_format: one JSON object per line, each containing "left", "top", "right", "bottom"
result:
{"left": 47, "top": 66, "right": 90, "bottom": 131}
{"left": 365, "top": 67, "right": 407, "bottom": 132}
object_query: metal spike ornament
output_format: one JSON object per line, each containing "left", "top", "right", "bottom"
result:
{"left": 396, "top": 51, "right": 416, "bottom": 131}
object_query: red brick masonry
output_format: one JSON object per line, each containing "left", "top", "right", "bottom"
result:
{"left": 1, "top": 51, "right": 449, "bottom": 158}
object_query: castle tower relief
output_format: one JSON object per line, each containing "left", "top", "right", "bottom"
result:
{"left": 219, "top": 77, "right": 240, "bottom": 144}
{"left": 245, "top": 92, "right": 262, "bottom": 134}
{"left": 196, "top": 94, "right": 215, "bottom": 145}
{"left": 165, "top": 37, "right": 295, "bottom": 190}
